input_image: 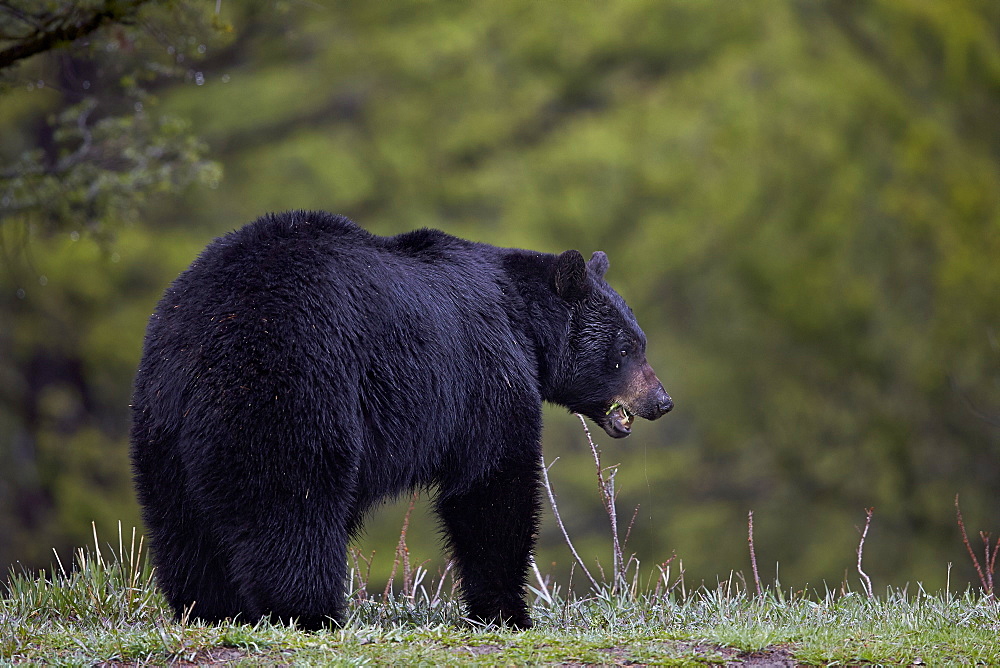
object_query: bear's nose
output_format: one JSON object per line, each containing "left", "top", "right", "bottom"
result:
{"left": 653, "top": 388, "right": 673, "bottom": 418}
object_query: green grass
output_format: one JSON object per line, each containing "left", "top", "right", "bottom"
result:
{"left": 3, "top": 529, "right": 999, "bottom": 666}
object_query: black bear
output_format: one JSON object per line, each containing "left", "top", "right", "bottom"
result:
{"left": 130, "top": 210, "right": 671, "bottom": 630}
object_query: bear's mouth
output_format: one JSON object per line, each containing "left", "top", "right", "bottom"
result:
{"left": 601, "top": 401, "right": 634, "bottom": 439}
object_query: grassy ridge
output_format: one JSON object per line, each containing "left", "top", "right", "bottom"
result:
{"left": 2, "top": 529, "right": 999, "bottom": 666}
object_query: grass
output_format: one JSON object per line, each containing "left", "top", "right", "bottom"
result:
{"left": 3, "top": 418, "right": 999, "bottom": 665}
{"left": 2, "top": 523, "right": 999, "bottom": 666}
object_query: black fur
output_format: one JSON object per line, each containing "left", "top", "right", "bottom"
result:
{"left": 130, "top": 210, "right": 670, "bottom": 630}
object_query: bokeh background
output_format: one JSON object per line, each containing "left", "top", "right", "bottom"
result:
{"left": 2, "top": 1, "right": 998, "bottom": 595}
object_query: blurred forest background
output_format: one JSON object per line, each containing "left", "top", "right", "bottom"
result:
{"left": 1, "top": 0, "right": 998, "bottom": 595}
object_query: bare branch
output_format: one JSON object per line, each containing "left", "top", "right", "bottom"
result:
{"left": 622, "top": 503, "right": 640, "bottom": 553}
{"left": 0, "top": 0, "right": 152, "bottom": 70}
{"left": 384, "top": 491, "right": 418, "bottom": 599}
{"left": 430, "top": 559, "right": 454, "bottom": 607}
{"left": 956, "top": 494, "right": 987, "bottom": 592}
{"left": 538, "top": 454, "right": 599, "bottom": 591}
{"left": 979, "top": 532, "right": 997, "bottom": 596}
{"left": 748, "top": 510, "right": 762, "bottom": 597}
{"left": 857, "top": 507, "right": 874, "bottom": 598}
{"left": 956, "top": 495, "right": 997, "bottom": 599}
{"left": 576, "top": 413, "right": 624, "bottom": 589}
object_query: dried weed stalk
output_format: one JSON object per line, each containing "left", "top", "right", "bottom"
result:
{"left": 539, "top": 453, "right": 600, "bottom": 591}
{"left": 856, "top": 507, "right": 875, "bottom": 598}
{"left": 955, "top": 494, "right": 999, "bottom": 599}
{"left": 383, "top": 491, "right": 430, "bottom": 599}
{"left": 748, "top": 510, "right": 762, "bottom": 597}
{"left": 576, "top": 413, "right": 636, "bottom": 592}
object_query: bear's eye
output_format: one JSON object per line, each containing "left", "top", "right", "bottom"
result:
{"left": 620, "top": 348, "right": 628, "bottom": 357}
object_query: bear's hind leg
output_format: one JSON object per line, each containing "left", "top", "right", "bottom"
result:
{"left": 435, "top": 453, "right": 541, "bottom": 629}
{"left": 134, "top": 438, "right": 244, "bottom": 623}
{"left": 152, "top": 520, "right": 242, "bottom": 624}
{"left": 223, "top": 514, "right": 351, "bottom": 631}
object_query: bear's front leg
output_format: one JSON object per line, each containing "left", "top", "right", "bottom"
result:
{"left": 435, "top": 452, "right": 541, "bottom": 629}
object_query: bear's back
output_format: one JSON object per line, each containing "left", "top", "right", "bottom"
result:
{"left": 150, "top": 211, "right": 516, "bottom": 375}
{"left": 193, "top": 211, "right": 486, "bottom": 286}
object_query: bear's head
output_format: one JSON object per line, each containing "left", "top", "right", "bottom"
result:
{"left": 552, "top": 249, "right": 673, "bottom": 439}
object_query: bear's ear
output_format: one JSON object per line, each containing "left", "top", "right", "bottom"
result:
{"left": 554, "top": 249, "right": 589, "bottom": 301}
{"left": 588, "top": 251, "right": 609, "bottom": 279}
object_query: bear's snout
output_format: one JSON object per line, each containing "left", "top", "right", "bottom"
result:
{"left": 649, "top": 386, "right": 673, "bottom": 419}
{"left": 627, "top": 363, "right": 673, "bottom": 421}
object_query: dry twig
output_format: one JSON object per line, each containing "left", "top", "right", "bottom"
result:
{"left": 748, "top": 510, "right": 762, "bottom": 596}
{"left": 431, "top": 559, "right": 455, "bottom": 606}
{"left": 857, "top": 507, "right": 875, "bottom": 598}
{"left": 384, "top": 491, "right": 420, "bottom": 599}
{"left": 349, "top": 547, "right": 375, "bottom": 602}
{"left": 576, "top": 413, "right": 628, "bottom": 590}
{"left": 539, "top": 454, "right": 600, "bottom": 591}
{"left": 955, "top": 494, "right": 998, "bottom": 598}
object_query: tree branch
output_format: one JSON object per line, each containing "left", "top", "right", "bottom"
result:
{"left": 0, "top": 0, "right": 151, "bottom": 70}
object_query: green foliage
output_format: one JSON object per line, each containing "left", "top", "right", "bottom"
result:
{"left": 0, "top": 0, "right": 225, "bottom": 237}
{"left": 1, "top": 0, "right": 999, "bottom": 595}
{"left": 0, "top": 0, "right": 225, "bottom": 572}
{"left": 1, "top": 97, "right": 220, "bottom": 237}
